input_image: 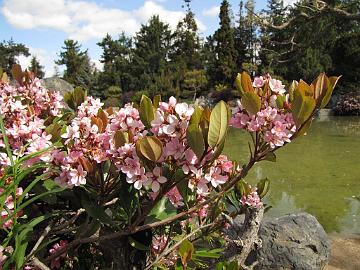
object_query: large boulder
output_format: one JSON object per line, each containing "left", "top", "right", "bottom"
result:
{"left": 253, "top": 213, "right": 331, "bottom": 270}
{"left": 42, "top": 77, "right": 73, "bottom": 95}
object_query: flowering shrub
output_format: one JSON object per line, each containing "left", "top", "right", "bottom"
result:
{"left": 0, "top": 66, "right": 339, "bottom": 270}
{"left": 333, "top": 92, "right": 360, "bottom": 116}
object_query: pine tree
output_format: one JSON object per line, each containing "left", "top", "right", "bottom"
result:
{"left": 29, "top": 56, "right": 45, "bottom": 78}
{"left": 211, "top": 0, "right": 238, "bottom": 85}
{"left": 0, "top": 39, "right": 30, "bottom": 74}
{"left": 132, "top": 15, "right": 172, "bottom": 94}
{"left": 55, "top": 39, "right": 93, "bottom": 89}
{"left": 170, "top": 6, "right": 202, "bottom": 70}
{"left": 97, "top": 33, "right": 133, "bottom": 95}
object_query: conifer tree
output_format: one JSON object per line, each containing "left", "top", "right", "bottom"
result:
{"left": 55, "top": 39, "right": 93, "bottom": 89}
{"left": 132, "top": 15, "right": 172, "bottom": 94}
{"left": 29, "top": 56, "right": 45, "bottom": 79}
{"left": 0, "top": 39, "right": 30, "bottom": 74}
{"left": 211, "top": 0, "right": 238, "bottom": 85}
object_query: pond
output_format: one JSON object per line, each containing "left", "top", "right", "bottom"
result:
{"left": 224, "top": 116, "right": 360, "bottom": 235}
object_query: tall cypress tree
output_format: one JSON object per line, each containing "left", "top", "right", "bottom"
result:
{"left": 29, "top": 56, "right": 45, "bottom": 79}
{"left": 212, "top": 0, "right": 238, "bottom": 85}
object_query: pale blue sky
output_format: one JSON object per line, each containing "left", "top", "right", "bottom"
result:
{"left": 0, "top": 0, "right": 273, "bottom": 76}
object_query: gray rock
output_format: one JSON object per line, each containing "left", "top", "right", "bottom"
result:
{"left": 253, "top": 213, "right": 331, "bottom": 270}
{"left": 42, "top": 77, "right": 73, "bottom": 95}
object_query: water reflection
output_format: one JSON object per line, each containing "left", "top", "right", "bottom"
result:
{"left": 224, "top": 116, "right": 360, "bottom": 235}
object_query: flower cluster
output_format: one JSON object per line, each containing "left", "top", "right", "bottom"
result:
{"left": 53, "top": 94, "right": 236, "bottom": 208}
{"left": 0, "top": 187, "right": 23, "bottom": 228}
{"left": 240, "top": 187, "right": 262, "bottom": 208}
{"left": 231, "top": 75, "right": 296, "bottom": 148}
{"left": 0, "top": 78, "right": 64, "bottom": 171}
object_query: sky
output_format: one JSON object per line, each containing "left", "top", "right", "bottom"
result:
{"left": 0, "top": 0, "right": 293, "bottom": 77}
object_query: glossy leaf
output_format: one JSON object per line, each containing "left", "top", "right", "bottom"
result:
{"left": 175, "top": 170, "right": 189, "bottom": 203}
{"left": 179, "top": 239, "right": 194, "bottom": 267}
{"left": 292, "top": 87, "right": 316, "bottom": 127}
{"left": 187, "top": 123, "right": 205, "bottom": 159}
{"left": 288, "top": 80, "right": 298, "bottom": 102}
{"left": 235, "top": 180, "right": 251, "bottom": 197}
{"left": 320, "top": 76, "right": 341, "bottom": 109}
{"left": 45, "top": 122, "right": 63, "bottom": 142}
{"left": 11, "top": 64, "right": 23, "bottom": 83}
{"left": 146, "top": 197, "right": 177, "bottom": 223}
{"left": 190, "top": 106, "right": 203, "bottom": 125}
{"left": 153, "top": 95, "right": 161, "bottom": 108}
{"left": 257, "top": 178, "right": 270, "bottom": 198}
{"left": 275, "top": 95, "right": 285, "bottom": 109}
{"left": 298, "top": 80, "right": 314, "bottom": 97}
{"left": 241, "top": 92, "right": 261, "bottom": 114}
{"left": 208, "top": 101, "right": 230, "bottom": 148}
{"left": 114, "top": 130, "right": 128, "bottom": 148}
{"left": 240, "top": 71, "right": 254, "bottom": 93}
{"left": 136, "top": 136, "right": 163, "bottom": 162}
{"left": 139, "top": 95, "right": 154, "bottom": 128}
{"left": 234, "top": 73, "right": 245, "bottom": 96}
{"left": 97, "top": 108, "right": 108, "bottom": 128}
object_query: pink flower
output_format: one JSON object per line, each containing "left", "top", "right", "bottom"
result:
{"left": 240, "top": 190, "right": 262, "bottom": 208}
{"left": 165, "top": 138, "right": 185, "bottom": 159}
{"left": 166, "top": 187, "right": 184, "bottom": 208}
{"left": 253, "top": 76, "right": 265, "bottom": 88}
{"left": 146, "top": 167, "right": 167, "bottom": 192}
{"left": 175, "top": 103, "right": 194, "bottom": 120}
{"left": 269, "top": 78, "right": 286, "bottom": 95}
{"left": 68, "top": 165, "right": 87, "bottom": 186}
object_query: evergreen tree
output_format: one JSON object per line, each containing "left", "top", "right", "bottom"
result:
{"left": 235, "top": 0, "right": 259, "bottom": 76}
{"left": 29, "top": 56, "right": 45, "bottom": 79}
{"left": 132, "top": 15, "right": 173, "bottom": 95}
{"left": 211, "top": 0, "right": 238, "bottom": 85}
{"left": 55, "top": 39, "right": 93, "bottom": 89}
{"left": 0, "top": 39, "right": 30, "bottom": 74}
{"left": 97, "top": 33, "right": 133, "bottom": 95}
{"left": 170, "top": 7, "right": 202, "bottom": 70}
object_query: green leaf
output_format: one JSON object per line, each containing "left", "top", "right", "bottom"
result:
{"left": 241, "top": 92, "right": 261, "bottom": 114}
{"left": 320, "top": 76, "right": 341, "bottom": 109}
{"left": 257, "top": 178, "right": 270, "bottom": 198}
{"left": 235, "top": 180, "right": 251, "bottom": 198}
{"left": 114, "top": 130, "right": 128, "bottom": 148}
{"left": 292, "top": 88, "right": 316, "bottom": 127}
{"left": 208, "top": 101, "right": 230, "bottom": 148}
{"left": 64, "top": 92, "right": 76, "bottom": 109}
{"left": 136, "top": 136, "right": 163, "bottom": 162}
{"left": 189, "top": 106, "right": 203, "bottom": 125}
{"left": 146, "top": 197, "right": 177, "bottom": 224}
{"left": 153, "top": 95, "right": 161, "bottom": 108}
{"left": 288, "top": 80, "right": 298, "bottom": 102}
{"left": 81, "top": 194, "right": 114, "bottom": 225}
{"left": 175, "top": 170, "right": 189, "bottom": 203}
{"left": 73, "top": 87, "right": 86, "bottom": 106}
{"left": 275, "top": 95, "right": 285, "bottom": 109}
{"left": 129, "top": 236, "right": 150, "bottom": 251}
{"left": 234, "top": 73, "right": 245, "bottom": 96}
{"left": 45, "top": 122, "right": 63, "bottom": 142}
{"left": 193, "top": 248, "right": 223, "bottom": 259}
{"left": 241, "top": 71, "right": 254, "bottom": 93}
{"left": 178, "top": 239, "right": 194, "bottom": 267}
{"left": 139, "top": 95, "right": 154, "bottom": 128}
{"left": 187, "top": 124, "right": 205, "bottom": 159}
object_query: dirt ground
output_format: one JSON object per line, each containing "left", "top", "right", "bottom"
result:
{"left": 325, "top": 235, "right": 360, "bottom": 270}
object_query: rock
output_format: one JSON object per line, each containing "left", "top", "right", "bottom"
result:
{"left": 42, "top": 77, "right": 73, "bottom": 95}
{"left": 253, "top": 213, "right": 331, "bottom": 270}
